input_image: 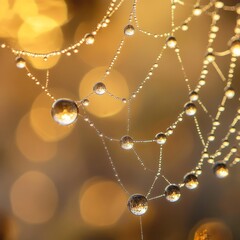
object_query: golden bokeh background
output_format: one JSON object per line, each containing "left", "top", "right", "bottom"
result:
{"left": 0, "top": 0, "right": 240, "bottom": 240}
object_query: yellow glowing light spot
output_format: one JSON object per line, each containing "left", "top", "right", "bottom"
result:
{"left": 10, "top": 171, "right": 58, "bottom": 224}
{"left": 0, "top": 1, "right": 20, "bottom": 38}
{"left": 31, "top": 90, "right": 54, "bottom": 109}
{"left": 16, "top": 112, "right": 57, "bottom": 162}
{"left": 230, "top": 39, "right": 240, "bottom": 57}
{"left": 17, "top": 15, "right": 63, "bottom": 69}
{"left": 79, "top": 67, "right": 129, "bottom": 118}
{"left": 37, "top": 0, "right": 68, "bottom": 26}
{"left": 30, "top": 107, "right": 74, "bottom": 142}
{"left": 13, "top": 0, "right": 39, "bottom": 21}
{"left": 80, "top": 179, "right": 127, "bottom": 227}
{"left": 190, "top": 219, "right": 233, "bottom": 240}
{"left": 0, "top": 0, "right": 9, "bottom": 20}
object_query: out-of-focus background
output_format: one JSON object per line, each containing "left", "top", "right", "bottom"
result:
{"left": 0, "top": 0, "right": 240, "bottom": 239}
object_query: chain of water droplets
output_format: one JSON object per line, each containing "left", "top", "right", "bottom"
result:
{"left": 4, "top": 0, "right": 240, "bottom": 195}
{"left": 1, "top": 1, "right": 240, "bottom": 239}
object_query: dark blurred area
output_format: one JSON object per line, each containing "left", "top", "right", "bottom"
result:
{"left": 0, "top": 0, "right": 240, "bottom": 240}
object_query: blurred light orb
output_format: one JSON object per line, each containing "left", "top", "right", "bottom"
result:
{"left": 85, "top": 33, "right": 95, "bottom": 45}
{"left": 120, "top": 135, "right": 134, "bottom": 150}
{"left": 51, "top": 98, "right": 79, "bottom": 126}
{"left": 124, "top": 24, "right": 135, "bottom": 36}
{"left": 184, "top": 102, "right": 197, "bottom": 116}
{"left": 165, "top": 184, "right": 181, "bottom": 202}
{"left": 0, "top": 1, "right": 22, "bottom": 39}
{"left": 230, "top": 39, "right": 240, "bottom": 57}
{"left": 127, "top": 194, "right": 148, "bottom": 216}
{"left": 79, "top": 67, "right": 129, "bottom": 118}
{"left": 10, "top": 171, "right": 58, "bottom": 224}
{"left": 184, "top": 173, "right": 199, "bottom": 190}
{"left": 213, "top": 162, "right": 229, "bottom": 178}
{"left": 93, "top": 82, "right": 106, "bottom": 95}
{"left": 80, "top": 179, "right": 126, "bottom": 227}
{"left": 155, "top": 132, "right": 167, "bottom": 145}
{"left": 37, "top": 0, "right": 68, "bottom": 26}
{"left": 31, "top": 107, "right": 74, "bottom": 142}
{"left": 16, "top": 113, "right": 57, "bottom": 162}
{"left": 18, "top": 15, "right": 63, "bottom": 69}
{"left": 15, "top": 57, "right": 26, "bottom": 69}
{"left": 191, "top": 219, "right": 233, "bottom": 240}
{"left": 13, "top": 0, "right": 38, "bottom": 21}
{"left": 166, "top": 36, "right": 177, "bottom": 48}
{"left": 236, "top": 4, "right": 240, "bottom": 15}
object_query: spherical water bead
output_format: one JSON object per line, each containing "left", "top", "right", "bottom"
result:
{"left": 181, "top": 23, "right": 188, "bottom": 31}
{"left": 195, "top": 168, "right": 202, "bottom": 176}
{"left": 230, "top": 127, "right": 236, "bottom": 133}
{"left": 122, "top": 98, "right": 127, "bottom": 104}
{"left": 82, "top": 99, "right": 90, "bottom": 106}
{"left": 210, "top": 32, "right": 217, "bottom": 39}
{"left": 16, "top": 57, "right": 26, "bottom": 69}
{"left": 206, "top": 53, "right": 215, "bottom": 63}
{"left": 193, "top": 6, "right": 202, "bottom": 16}
{"left": 202, "top": 152, "right": 209, "bottom": 158}
{"left": 213, "top": 162, "right": 229, "bottom": 178}
{"left": 85, "top": 33, "right": 95, "bottom": 45}
{"left": 222, "top": 140, "right": 229, "bottom": 147}
{"left": 184, "top": 102, "right": 197, "bottom": 116}
{"left": 235, "top": 26, "right": 240, "bottom": 35}
{"left": 213, "top": 13, "right": 220, "bottom": 21}
{"left": 231, "top": 147, "right": 237, "bottom": 153}
{"left": 124, "top": 24, "right": 135, "bottom": 36}
{"left": 208, "top": 157, "right": 214, "bottom": 164}
{"left": 189, "top": 91, "right": 199, "bottom": 101}
{"left": 166, "top": 36, "right": 177, "bottom": 48}
{"left": 211, "top": 26, "right": 219, "bottom": 33}
{"left": 166, "top": 127, "right": 173, "bottom": 135}
{"left": 165, "top": 184, "right": 181, "bottom": 202}
{"left": 127, "top": 194, "right": 148, "bottom": 216}
{"left": 230, "top": 39, "right": 240, "bottom": 57}
{"left": 199, "top": 80, "right": 205, "bottom": 86}
{"left": 73, "top": 48, "right": 79, "bottom": 53}
{"left": 120, "top": 135, "right": 134, "bottom": 150}
{"left": 93, "top": 82, "right": 106, "bottom": 95}
{"left": 51, "top": 99, "right": 79, "bottom": 126}
{"left": 183, "top": 173, "right": 199, "bottom": 190}
{"left": 218, "top": 105, "right": 225, "bottom": 112}
{"left": 208, "top": 134, "right": 215, "bottom": 141}
{"left": 155, "top": 132, "right": 167, "bottom": 145}
{"left": 213, "top": 120, "right": 220, "bottom": 126}
{"left": 225, "top": 87, "right": 235, "bottom": 99}
{"left": 215, "top": 1, "right": 224, "bottom": 9}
